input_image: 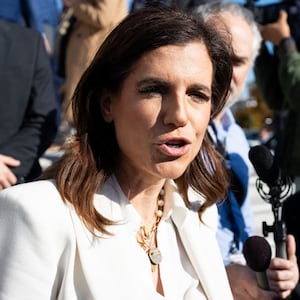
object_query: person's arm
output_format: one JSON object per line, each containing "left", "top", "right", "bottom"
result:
{"left": 277, "top": 42, "right": 300, "bottom": 112}
{"left": 257, "top": 10, "right": 300, "bottom": 112}
{"left": 254, "top": 10, "right": 291, "bottom": 111}
{"left": 254, "top": 43, "right": 284, "bottom": 111}
{"left": 0, "top": 32, "right": 57, "bottom": 181}
{"left": 260, "top": 10, "right": 291, "bottom": 46}
{"left": 226, "top": 234, "right": 299, "bottom": 299}
{"left": 226, "top": 263, "right": 278, "bottom": 299}
{"left": 72, "top": 0, "right": 126, "bottom": 29}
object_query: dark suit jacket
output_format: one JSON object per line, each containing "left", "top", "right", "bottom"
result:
{"left": 0, "top": 20, "right": 57, "bottom": 182}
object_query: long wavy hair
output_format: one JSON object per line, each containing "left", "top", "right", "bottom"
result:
{"left": 42, "top": 7, "right": 233, "bottom": 234}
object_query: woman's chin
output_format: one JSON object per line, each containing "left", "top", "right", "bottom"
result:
{"left": 156, "top": 162, "right": 188, "bottom": 180}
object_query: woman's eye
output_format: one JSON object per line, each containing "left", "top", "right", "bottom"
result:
{"left": 189, "top": 91, "right": 210, "bottom": 103}
{"left": 138, "top": 85, "right": 167, "bottom": 96}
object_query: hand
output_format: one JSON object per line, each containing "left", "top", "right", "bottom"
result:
{"left": 267, "top": 234, "right": 299, "bottom": 299}
{"left": 43, "top": 35, "right": 51, "bottom": 54}
{"left": 260, "top": 10, "right": 291, "bottom": 45}
{"left": 226, "top": 263, "right": 278, "bottom": 299}
{"left": 0, "top": 154, "right": 20, "bottom": 190}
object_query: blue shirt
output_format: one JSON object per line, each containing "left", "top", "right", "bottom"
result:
{"left": 214, "top": 109, "right": 254, "bottom": 264}
{"left": 0, "top": 0, "right": 24, "bottom": 24}
{"left": 0, "top": 0, "right": 62, "bottom": 34}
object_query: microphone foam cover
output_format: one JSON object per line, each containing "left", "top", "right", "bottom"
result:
{"left": 248, "top": 145, "right": 277, "bottom": 185}
{"left": 248, "top": 145, "right": 273, "bottom": 171}
{"left": 243, "top": 236, "right": 272, "bottom": 272}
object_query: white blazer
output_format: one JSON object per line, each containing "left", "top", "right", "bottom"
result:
{"left": 0, "top": 178, "right": 233, "bottom": 300}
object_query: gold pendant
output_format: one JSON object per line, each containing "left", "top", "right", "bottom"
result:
{"left": 151, "top": 263, "right": 158, "bottom": 272}
{"left": 148, "top": 247, "right": 162, "bottom": 265}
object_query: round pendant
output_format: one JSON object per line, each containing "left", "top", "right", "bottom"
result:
{"left": 148, "top": 247, "right": 162, "bottom": 265}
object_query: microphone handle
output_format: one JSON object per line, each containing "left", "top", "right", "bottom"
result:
{"left": 276, "top": 241, "right": 287, "bottom": 259}
{"left": 256, "top": 272, "right": 269, "bottom": 290}
{"left": 274, "top": 219, "right": 287, "bottom": 259}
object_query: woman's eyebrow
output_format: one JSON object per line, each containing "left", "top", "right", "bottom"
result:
{"left": 188, "top": 83, "right": 211, "bottom": 95}
{"left": 137, "top": 78, "right": 211, "bottom": 92}
{"left": 136, "top": 77, "right": 170, "bottom": 88}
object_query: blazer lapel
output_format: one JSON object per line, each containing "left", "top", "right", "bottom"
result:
{"left": 169, "top": 183, "right": 234, "bottom": 300}
{"left": 68, "top": 185, "right": 163, "bottom": 300}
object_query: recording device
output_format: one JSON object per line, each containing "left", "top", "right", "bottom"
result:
{"left": 245, "top": 0, "right": 299, "bottom": 24}
{"left": 248, "top": 145, "right": 292, "bottom": 203}
{"left": 243, "top": 236, "right": 272, "bottom": 290}
{"left": 248, "top": 145, "right": 293, "bottom": 259}
{"left": 245, "top": 0, "right": 300, "bottom": 46}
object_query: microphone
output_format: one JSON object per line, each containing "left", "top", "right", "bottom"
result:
{"left": 248, "top": 145, "right": 281, "bottom": 188}
{"left": 243, "top": 236, "right": 272, "bottom": 290}
{"left": 248, "top": 145, "right": 292, "bottom": 259}
{"left": 248, "top": 144, "right": 292, "bottom": 209}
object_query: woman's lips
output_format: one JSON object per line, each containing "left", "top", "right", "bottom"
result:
{"left": 158, "top": 138, "right": 191, "bottom": 157}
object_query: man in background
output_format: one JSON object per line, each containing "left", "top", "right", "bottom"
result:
{"left": 255, "top": 9, "right": 300, "bottom": 192}
{"left": 0, "top": 19, "right": 57, "bottom": 190}
{"left": 195, "top": 2, "right": 299, "bottom": 299}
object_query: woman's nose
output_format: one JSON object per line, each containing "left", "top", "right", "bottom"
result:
{"left": 162, "top": 93, "right": 188, "bottom": 127}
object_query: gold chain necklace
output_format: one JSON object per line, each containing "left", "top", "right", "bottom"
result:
{"left": 136, "top": 188, "right": 165, "bottom": 272}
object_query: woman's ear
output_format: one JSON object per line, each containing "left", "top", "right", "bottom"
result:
{"left": 100, "top": 93, "right": 113, "bottom": 123}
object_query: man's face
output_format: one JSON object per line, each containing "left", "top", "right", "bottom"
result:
{"left": 221, "top": 13, "right": 255, "bottom": 105}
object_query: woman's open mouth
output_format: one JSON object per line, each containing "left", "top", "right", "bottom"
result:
{"left": 158, "top": 138, "right": 191, "bottom": 157}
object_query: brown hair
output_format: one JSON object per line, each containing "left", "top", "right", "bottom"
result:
{"left": 42, "top": 7, "right": 232, "bottom": 234}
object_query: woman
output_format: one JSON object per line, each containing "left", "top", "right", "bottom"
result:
{"left": 0, "top": 7, "right": 234, "bottom": 299}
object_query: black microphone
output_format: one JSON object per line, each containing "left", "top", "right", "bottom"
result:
{"left": 243, "top": 236, "right": 272, "bottom": 290}
{"left": 248, "top": 145, "right": 292, "bottom": 259}
{"left": 248, "top": 145, "right": 281, "bottom": 188}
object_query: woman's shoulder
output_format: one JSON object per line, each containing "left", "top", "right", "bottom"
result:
{"left": 0, "top": 179, "right": 61, "bottom": 204}
{"left": 0, "top": 180, "right": 77, "bottom": 292}
{"left": 0, "top": 180, "right": 72, "bottom": 229}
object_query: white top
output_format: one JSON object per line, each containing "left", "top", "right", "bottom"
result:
{"left": 0, "top": 177, "right": 233, "bottom": 300}
{"left": 106, "top": 176, "right": 204, "bottom": 299}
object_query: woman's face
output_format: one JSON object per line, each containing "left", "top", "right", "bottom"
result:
{"left": 102, "top": 42, "right": 213, "bottom": 182}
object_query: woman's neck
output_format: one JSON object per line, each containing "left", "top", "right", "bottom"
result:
{"left": 115, "top": 172, "right": 165, "bottom": 224}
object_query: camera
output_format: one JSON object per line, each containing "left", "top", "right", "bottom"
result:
{"left": 245, "top": 0, "right": 300, "bottom": 45}
{"left": 245, "top": 0, "right": 292, "bottom": 25}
